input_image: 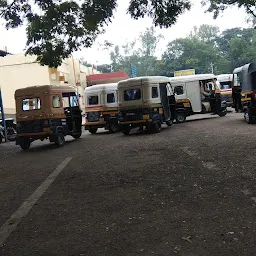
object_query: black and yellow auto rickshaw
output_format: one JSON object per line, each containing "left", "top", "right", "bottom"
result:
{"left": 15, "top": 85, "right": 82, "bottom": 150}
{"left": 232, "top": 62, "right": 256, "bottom": 123}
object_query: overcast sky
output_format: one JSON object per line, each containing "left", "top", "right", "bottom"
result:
{"left": 0, "top": 0, "right": 249, "bottom": 64}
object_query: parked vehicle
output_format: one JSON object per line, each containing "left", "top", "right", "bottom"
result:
{"left": 170, "top": 74, "right": 227, "bottom": 123}
{"left": 15, "top": 85, "right": 82, "bottom": 150}
{"left": 232, "top": 62, "right": 256, "bottom": 123}
{"left": 118, "top": 76, "right": 176, "bottom": 135}
{"left": 84, "top": 83, "right": 119, "bottom": 134}
{"left": 0, "top": 118, "right": 17, "bottom": 141}
{"left": 217, "top": 74, "right": 233, "bottom": 107}
{"left": 0, "top": 124, "right": 4, "bottom": 143}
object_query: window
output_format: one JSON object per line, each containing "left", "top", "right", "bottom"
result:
{"left": 22, "top": 98, "right": 41, "bottom": 111}
{"left": 70, "top": 95, "right": 79, "bottom": 107}
{"left": 152, "top": 87, "right": 158, "bottom": 98}
{"left": 107, "top": 93, "right": 115, "bottom": 103}
{"left": 174, "top": 86, "right": 184, "bottom": 95}
{"left": 52, "top": 96, "right": 61, "bottom": 108}
{"left": 220, "top": 82, "right": 231, "bottom": 90}
{"left": 124, "top": 89, "right": 141, "bottom": 101}
{"left": 88, "top": 95, "right": 99, "bottom": 105}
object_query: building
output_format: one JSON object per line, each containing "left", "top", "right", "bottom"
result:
{"left": 0, "top": 54, "right": 99, "bottom": 116}
{"left": 86, "top": 71, "right": 129, "bottom": 86}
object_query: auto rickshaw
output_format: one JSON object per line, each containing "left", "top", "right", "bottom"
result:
{"left": 118, "top": 76, "right": 176, "bottom": 135}
{"left": 84, "top": 83, "right": 119, "bottom": 134}
{"left": 217, "top": 74, "right": 233, "bottom": 107}
{"left": 169, "top": 74, "right": 227, "bottom": 123}
{"left": 15, "top": 85, "right": 82, "bottom": 150}
{"left": 232, "top": 62, "right": 256, "bottom": 123}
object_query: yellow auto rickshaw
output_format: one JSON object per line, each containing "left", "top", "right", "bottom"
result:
{"left": 15, "top": 85, "right": 82, "bottom": 150}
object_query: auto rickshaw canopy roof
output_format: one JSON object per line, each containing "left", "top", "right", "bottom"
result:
{"left": 15, "top": 85, "right": 76, "bottom": 98}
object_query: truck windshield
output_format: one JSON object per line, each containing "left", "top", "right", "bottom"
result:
{"left": 124, "top": 89, "right": 141, "bottom": 101}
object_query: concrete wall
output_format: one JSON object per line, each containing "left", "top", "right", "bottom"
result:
{"left": 0, "top": 54, "right": 50, "bottom": 114}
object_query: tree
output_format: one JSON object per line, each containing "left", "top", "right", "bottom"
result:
{"left": 189, "top": 24, "right": 220, "bottom": 43}
{"left": 109, "top": 26, "right": 162, "bottom": 76}
{"left": 202, "top": 0, "right": 256, "bottom": 19}
{"left": 0, "top": 0, "right": 191, "bottom": 67}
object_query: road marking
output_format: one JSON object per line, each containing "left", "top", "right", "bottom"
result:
{"left": 0, "top": 157, "right": 73, "bottom": 246}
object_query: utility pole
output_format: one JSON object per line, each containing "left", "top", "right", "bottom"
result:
{"left": 0, "top": 87, "right": 7, "bottom": 142}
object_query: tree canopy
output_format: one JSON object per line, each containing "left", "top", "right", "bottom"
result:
{"left": 0, "top": 0, "right": 254, "bottom": 67}
{"left": 107, "top": 25, "right": 256, "bottom": 77}
{"left": 0, "top": 0, "right": 191, "bottom": 67}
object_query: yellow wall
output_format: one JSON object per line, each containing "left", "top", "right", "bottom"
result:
{"left": 0, "top": 54, "right": 50, "bottom": 114}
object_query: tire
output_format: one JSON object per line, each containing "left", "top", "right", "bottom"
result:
{"left": 0, "top": 135, "right": 3, "bottom": 144}
{"left": 20, "top": 137, "right": 31, "bottom": 150}
{"left": 88, "top": 127, "right": 98, "bottom": 134}
{"left": 166, "top": 120, "right": 173, "bottom": 127}
{"left": 7, "top": 127, "right": 17, "bottom": 141}
{"left": 55, "top": 132, "right": 65, "bottom": 147}
{"left": 153, "top": 121, "right": 161, "bottom": 133}
{"left": 176, "top": 112, "right": 186, "bottom": 123}
{"left": 122, "top": 125, "right": 130, "bottom": 135}
{"left": 218, "top": 109, "right": 227, "bottom": 117}
{"left": 244, "top": 108, "right": 254, "bottom": 124}
{"left": 72, "top": 131, "right": 82, "bottom": 139}
{"left": 109, "top": 122, "right": 119, "bottom": 133}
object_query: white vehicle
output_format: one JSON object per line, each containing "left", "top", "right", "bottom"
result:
{"left": 118, "top": 76, "right": 176, "bottom": 135}
{"left": 217, "top": 74, "right": 233, "bottom": 107}
{"left": 84, "top": 83, "right": 119, "bottom": 134}
{"left": 170, "top": 74, "right": 227, "bottom": 123}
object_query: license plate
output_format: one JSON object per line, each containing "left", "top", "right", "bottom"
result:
{"left": 126, "top": 113, "right": 135, "bottom": 116}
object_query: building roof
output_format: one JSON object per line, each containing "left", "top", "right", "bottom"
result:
{"left": 86, "top": 71, "right": 129, "bottom": 86}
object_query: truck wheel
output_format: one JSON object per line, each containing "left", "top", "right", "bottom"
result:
{"left": 176, "top": 112, "right": 186, "bottom": 123}
{"left": 109, "top": 122, "right": 119, "bottom": 133}
{"left": 122, "top": 125, "right": 130, "bottom": 135}
{"left": 55, "top": 132, "right": 65, "bottom": 147}
{"left": 20, "top": 137, "right": 31, "bottom": 150}
{"left": 88, "top": 127, "right": 98, "bottom": 134}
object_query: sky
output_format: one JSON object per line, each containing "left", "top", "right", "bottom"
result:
{"left": 0, "top": 0, "right": 249, "bottom": 65}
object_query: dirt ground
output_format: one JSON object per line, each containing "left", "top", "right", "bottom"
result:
{"left": 1, "top": 111, "right": 256, "bottom": 256}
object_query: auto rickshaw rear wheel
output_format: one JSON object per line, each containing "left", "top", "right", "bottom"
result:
{"left": 109, "top": 122, "right": 119, "bottom": 133}
{"left": 89, "top": 127, "right": 98, "bottom": 134}
{"left": 218, "top": 109, "right": 227, "bottom": 117}
{"left": 122, "top": 125, "right": 130, "bottom": 135}
{"left": 152, "top": 120, "right": 161, "bottom": 133}
{"left": 20, "top": 137, "right": 31, "bottom": 150}
{"left": 244, "top": 108, "right": 254, "bottom": 124}
{"left": 166, "top": 120, "right": 173, "bottom": 127}
{"left": 55, "top": 132, "right": 65, "bottom": 147}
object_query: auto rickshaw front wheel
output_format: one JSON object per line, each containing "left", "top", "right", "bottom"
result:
{"left": 55, "top": 132, "right": 65, "bottom": 147}
{"left": 218, "top": 109, "right": 227, "bottom": 117}
{"left": 89, "top": 127, "right": 98, "bottom": 134}
{"left": 176, "top": 112, "right": 186, "bottom": 123}
{"left": 19, "top": 137, "right": 31, "bottom": 150}
{"left": 72, "top": 131, "right": 82, "bottom": 139}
